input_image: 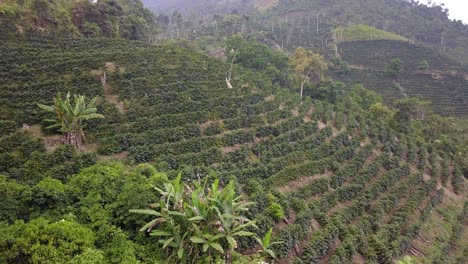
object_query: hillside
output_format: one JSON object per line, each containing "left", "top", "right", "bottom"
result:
{"left": 263, "top": 0, "right": 468, "bottom": 64}
{"left": 0, "top": 0, "right": 156, "bottom": 41}
{"left": 331, "top": 40, "right": 468, "bottom": 117}
{"left": 131, "top": 0, "right": 468, "bottom": 118}
{"left": 334, "top": 25, "right": 410, "bottom": 43}
{"left": 1, "top": 36, "right": 467, "bottom": 263}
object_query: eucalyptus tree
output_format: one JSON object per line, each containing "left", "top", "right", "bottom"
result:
{"left": 289, "top": 47, "right": 328, "bottom": 99}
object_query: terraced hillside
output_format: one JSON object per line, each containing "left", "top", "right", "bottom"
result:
{"left": 338, "top": 40, "right": 458, "bottom": 71}
{"left": 0, "top": 37, "right": 466, "bottom": 263}
{"left": 334, "top": 25, "right": 410, "bottom": 43}
{"left": 333, "top": 40, "right": 468, "bottom": 117}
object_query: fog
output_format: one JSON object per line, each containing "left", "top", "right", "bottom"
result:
{"left": 141, "top": 0, "right": 252, "bottom": 14}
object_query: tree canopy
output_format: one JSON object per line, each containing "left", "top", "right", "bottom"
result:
{"left": 289, "top": 47, "right": 328, "bottom": 98}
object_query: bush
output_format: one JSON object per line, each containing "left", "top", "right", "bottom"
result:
{"left": 0, "top": 120, "right": 17, "bottom": 136}
{"left": 30, "top": 177, "right": 68, "bottom": 210}
{"left": 0, "top": 175, "right": 31, "bottom": 223}
{"left": 0, "top": 218, "right": 97, "bottom": 264}
{"left": 386, "top": 58, "right": 403, "bottom": 77}
{"left": 267, "top": 202, "right": 285, "bottom": 221}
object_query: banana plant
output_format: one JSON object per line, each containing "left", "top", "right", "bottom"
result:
{"left": 37, "top": 92, "right": 103, "bottom": 148}
{"left": 131, "top": 175, "right": 258, "bottom": 263}
{"left": 255, "top": 228, "right": 282, "bottom": 260}
{"left": 209, "top": 180, "right": 257, "bottom": 263}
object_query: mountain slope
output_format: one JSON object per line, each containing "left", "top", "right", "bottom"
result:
{"left": 264, "top": 0, "right": 468, "bottom": 62}
{"left": 0, "top": 0, "right": 156, "bottom": 40}
{"left": 331, "top": 40, "right": 468, "bottom": 117}
{"left": 0, "top": 36, "right": 466, "bottom": 263}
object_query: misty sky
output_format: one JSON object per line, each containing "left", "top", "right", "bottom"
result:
{"left": 142, "top": 0, "right": 467, "bottom": 23}
{"left": 421, "top": 0, "right": 468, "bottom": 23}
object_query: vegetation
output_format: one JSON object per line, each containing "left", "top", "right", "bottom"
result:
{"left": 333, "top": 40, "right": 468, "bottom": 117}
{"left": 0, "top": 0, "right": 156, "bottom": 41}
{"left": 386, "top": 58, "right": 403, "bottom": 78}
{"left": 334, "top": 24, "right": 410, "bottom": 43}
{"left": 131, "top": 175, "right": 258, "bottom": 263}
{"left": 289, "top": 47, "right": 328, "bottom": 98}
{"left": 0, "top": 0, "right": 467, "bottom": 263}
{"left": 38, "top": 92, "right": 104, "bottom": 148}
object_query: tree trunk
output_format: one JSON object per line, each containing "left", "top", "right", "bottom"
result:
{"left": 300, "top": 78, "right": 306, "bottom": 99}
{"left": 226, "top": 78, "right": 233, "bottom": 89}
{"left": 226, "top": 50, "right": 238, "bottom": 89}
{"left": 63, "top": 130, "right": 83, "bottom": 149}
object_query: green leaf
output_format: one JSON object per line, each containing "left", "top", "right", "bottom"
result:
{"left": 233, "top": 231, "right": 254, "bottom": 237}
{"left": 266, "top": 249, "right": 277, "bottom": 259}
{"left": 168, "top": 211, "right": 185, "bottom": 217}
{"left": 177, "top": 248, "right": 184, "bottom": 259}
{"left": 226, "top": 236, "right": 237, "bottom": 249}
{"left": 263, "top": 228, "right": 273, "bottom": 247}
{"left": 254, "top": 236, "right": 263, "bottom": 247}
{"left": 129, "top": 209, "right": 162, "bottom": 216}
{"left": 162, "top": 237, "right": 174, "bottom": 249}
{"left": 232, "top": 221, "right": 257, "bottom": 233}
{"left": 37, "top": 104, "right": 54, "bottom": 112}
{"left": 150, "top": 230, "right": 172, "bottom": 237}
{"left": 189, "top": 216, "right": 205, "bottom": 221}
{"left": 202, "top": 244, "right": 209, "bottom": 253}
{"left": 138, "top": 218, "right": 164, "bottom": 232}
{"left": 190, "top": 237, "right": 206, "bottom": 244}
{"left": 209, "top": 243, "right": 224, "bottom": 254}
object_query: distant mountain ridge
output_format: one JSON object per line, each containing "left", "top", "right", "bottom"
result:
{"left": 142, "top": 0, "right": 468, "bottom": 64}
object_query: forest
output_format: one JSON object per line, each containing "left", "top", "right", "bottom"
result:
{"left": 0, "top": 0, "right": 467, "bottom": 263}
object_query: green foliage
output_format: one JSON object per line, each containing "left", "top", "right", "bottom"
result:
{"left": 225, "top": 35, "right": 288, "bottom": 72}
{"left": 30, "top": 177, "right": 68, "bottom": 211}
{"left": 255, "top": 228, "right": 282, "bottom": 260}
{"left": 267, "top": 202, "right": 285, "bottom": 221}
{"left": 385, "top": 58, "right": 403, "bottom": 78}
{"left": 0, "top": 0, "right": 156, "bottom": 41}
{"left": 0, "top": 175, "right": 31, "bottom": 223}
{"left": 0, "top": 30, "right": 466, "bottom": 264}
{"left": 131, "top": 174, "right": 258, "bottom": 262}
{"left": 335, "top": 24, "right": 409, "bottom": 43}
{"left": 418, "top": 59, "right": 430, "bottom": 70}
{"left": 38, "top": 92, "right": 104, "bottom": 148}
{"left": 289, "top": 47, "right": 328, "bottom": 98}
{"left": 0, "top": 120, "right": 17, "bottom": 136}
{"left": 0, "top": 218, "right": 97, "bottom": 264}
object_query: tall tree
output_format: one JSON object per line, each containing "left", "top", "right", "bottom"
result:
{"left": 38, "top": 92, "right": 104, "bottom": 148}
{"left": 289, "top": 47, "right": 328, "bottom": 98}
{"left": 171, "top": 11, "right": 183, "bottom": 37}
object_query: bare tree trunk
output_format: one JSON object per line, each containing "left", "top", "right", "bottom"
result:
{"left": 300, "top": 79, "right": 306, "bottom": 99}
{"left": 226, "top": 50, "right": 238, "bottom": 89}
{"left": 63, "top": 130, "right": 84, "bottom": 149}
{"left": 316, "top": 13, "right": 320, "bottom": 34}
{"left": 101, "top": 71, "right": 107, "bottom": 87}
{"left": 226, "top": 251, "right": 232, "bottom": 264}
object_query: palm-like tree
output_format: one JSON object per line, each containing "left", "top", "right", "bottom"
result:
{"left": 131, "top": 175, "right": 257, "bottom": 263}
{"left": 255, "top": 228, "right": 282, "bottom": 260}
{"left": 38, "top": 92, "right": 103, "bottom": 148}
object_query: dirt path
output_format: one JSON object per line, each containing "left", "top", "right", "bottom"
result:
{"left": 276, "top": 171, "right": 332, "bottom": 193}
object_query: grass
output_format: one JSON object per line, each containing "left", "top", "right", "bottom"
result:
{"left": 255, "top": 0, "right": 279, "bottom": 10}
{"left": 409, "top": 193, "right": 467, "bottom": 263}
{"left": 335, "top": 24, "right": 411, "bottom": 43}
